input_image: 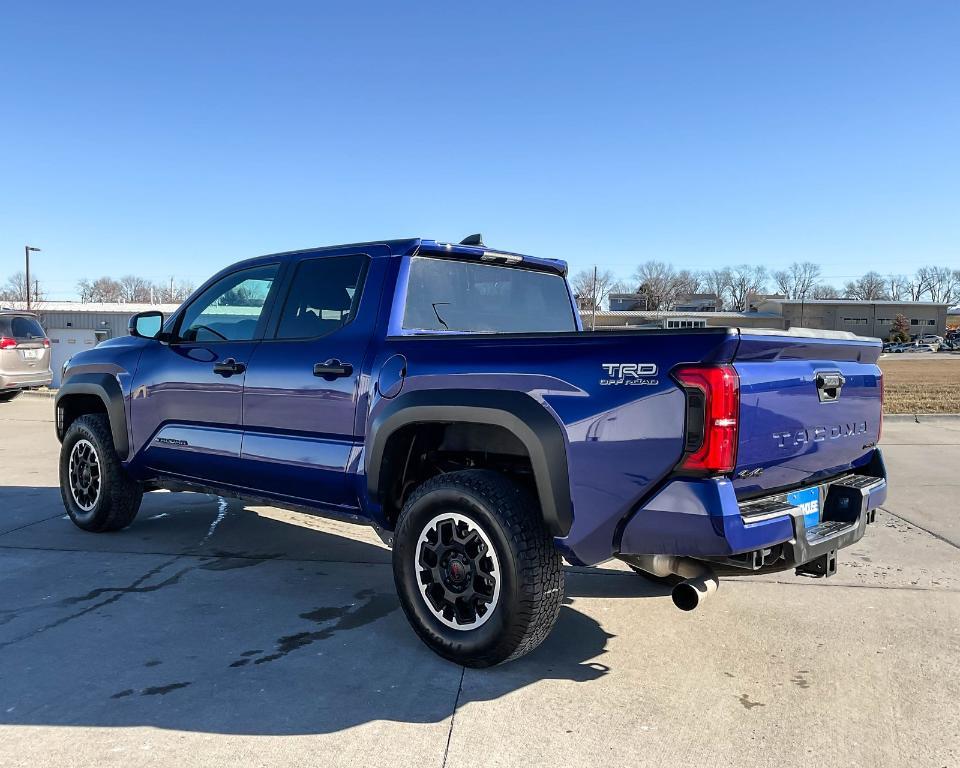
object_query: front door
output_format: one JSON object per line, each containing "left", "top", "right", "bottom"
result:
{"left": 130, "top": 262, "right": 280, "bottom": 486}
{"left": 240, "top": 250, "right": 377, "bottom": 511}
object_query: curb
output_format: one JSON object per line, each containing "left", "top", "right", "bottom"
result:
{"left": 884, "top": 413, "right": 960, "bottom": 423}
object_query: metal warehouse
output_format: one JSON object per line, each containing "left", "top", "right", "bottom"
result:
{"left": 758, "top": 299, "right": 950, "bottom": 338}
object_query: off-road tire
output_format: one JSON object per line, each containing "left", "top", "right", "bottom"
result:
{"left": 393, "top": 469, "right": 563, "bottom": 667}
{"left": 60, "top": 413, "right": 143, "bottom": 532}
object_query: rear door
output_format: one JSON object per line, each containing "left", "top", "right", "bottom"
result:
{"left": 732, "top": 331, "right": 883, "bottom": 497}
{"left": 239, "top": 247, "right": 385, "bottom": 510}
{"left": 130, "top": 262, "right": 281, "bottom": 485}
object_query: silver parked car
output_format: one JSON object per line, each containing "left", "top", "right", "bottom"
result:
{"left": 0, "top": 311, "right": 53, "bottom": 401}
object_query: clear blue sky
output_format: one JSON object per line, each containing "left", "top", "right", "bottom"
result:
{"left": 2, "top": 2, "right": 958, "bottom": 299}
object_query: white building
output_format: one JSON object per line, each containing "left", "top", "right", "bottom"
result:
{"left": 4, "top": 301, "right": 180, "bottom": 386}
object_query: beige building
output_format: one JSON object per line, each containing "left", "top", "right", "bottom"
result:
{"left": 583, "top": 309, "right": 785, "bottom": 331}
{"left": 758, "top": 299, "right": 949, "bottom": 338}
{"left": 584, "top": 299, "right": 950, "bottom": 338}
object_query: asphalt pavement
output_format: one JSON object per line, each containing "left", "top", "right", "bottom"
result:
{"left": 1, "top": 397, "right": 957, "bottom": 767}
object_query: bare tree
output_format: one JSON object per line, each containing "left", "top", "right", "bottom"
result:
{"left": 118, "top": 275, "right": 152, "bottom": 303}
{"left": 885, "top": 275, "right": 911, "bottom": 301}
{"left": 673, "top": 269, "right": 703, "bottom": 298}
{"left": 1, "top": 272, "right": 46, "bottom": 304}
{"left": 903, "top": 272, "right": 926, "bottom": 301}
{"left": 700, "top": 268, "right": 732, "bottom": 310}
{"left": 844, "top": 271, "right": 889, "bottom": 300}
{"left": 571, "top": 268, "right": 618, "bottom": 327}
{"left": 728, "top": 265, "right": 768, "bottom": 311}
{"left": 812, "top": 283, "right": 841, "bottom": 299}
{"left": 77, "top": 275, "right": 193, "bottom": 304}
{"left": 155, "top": 278, "right": 194, "bottom": 304}
{"left": 631, "top": 262, "right": 709, "bottom": 310}
{"left": 633, "top": 261, "right": 677, "bottom": 311}
{"left": 916, "top": 266, "right": 960, "bottom": 304}
{"left": 608, "top": 279, "right": 635, "bottom": 296}
{"left": 76, "top": 276, "right": 122, "bottom": 303}
{"left": 772, "top": 262, "right": 822, "bottom": 300}
{"left": 571, "top": 268, "right": 617, "bottom": 311}
{"left": 77, "top": 279, "right": 94, "bottom": 303}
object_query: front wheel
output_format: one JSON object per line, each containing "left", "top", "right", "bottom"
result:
{"left": 392, "top": 470, "right": 564, "bottom": 667}
{"left": 59, "top": 414, "right": 143, "bottom": 532}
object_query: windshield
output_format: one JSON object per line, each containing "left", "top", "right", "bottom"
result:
{"left": 402, "top": 256, "right": 577, "bottom": 334}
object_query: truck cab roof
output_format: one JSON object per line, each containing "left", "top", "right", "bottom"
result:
{"left": 226, "top": 238, "right": 568, "bottom": 277}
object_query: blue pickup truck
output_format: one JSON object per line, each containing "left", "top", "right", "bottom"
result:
{"left": 55, "top": 237, "right": 887, "bottom": 666}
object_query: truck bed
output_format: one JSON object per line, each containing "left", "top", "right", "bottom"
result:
{"left": 378, "top": 325, "right": 883, "bottom": 565}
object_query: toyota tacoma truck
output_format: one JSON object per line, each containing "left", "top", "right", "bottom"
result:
{"left": 55, "top": 236, "right": 887, "bottom": 666}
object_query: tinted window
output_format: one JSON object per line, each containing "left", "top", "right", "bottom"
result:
{"left": 178, "top": 264, "right": 278, "bottom": 342}
{"left": 402, "top": 257, "right": 577, "bottom": 334}
{"left": 0, "top": 315, "right": 46, "bottom": 340}
{"left": 275, "top": 254, "right": 368, "bottom": 339}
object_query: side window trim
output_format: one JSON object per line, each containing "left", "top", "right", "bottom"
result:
{"left": 263, "top": 253, "right": 370, "bottom": 342}
{"left": 169, "top": 261, "right": 285, "bottom": 345}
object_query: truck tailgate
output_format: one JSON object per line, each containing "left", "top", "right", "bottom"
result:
{"left": 732, "top": 329, "right": 883, "bottom": 497}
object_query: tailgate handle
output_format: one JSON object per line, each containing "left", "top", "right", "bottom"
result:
{"left": 816, "top": 372, "right": 845, "bottom": 402}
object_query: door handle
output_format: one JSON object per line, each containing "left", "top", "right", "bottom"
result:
{"left": 313, "top": 359, "right": 353, "bottom": 380}
{"left": 213, "top": 358, "right": 246, "bottom": 377}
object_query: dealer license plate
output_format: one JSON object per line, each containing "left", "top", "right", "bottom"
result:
{"left": 787, "top": 486, "right": 821, "bottom": 530}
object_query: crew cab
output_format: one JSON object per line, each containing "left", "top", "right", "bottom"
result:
{"left": 55, "top": 237, "right": 887, "bottom": 666}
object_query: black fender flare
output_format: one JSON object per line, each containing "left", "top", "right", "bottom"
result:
{"left": 55, "top": 373, "right": 129, "bottom": 459}
{"left": 366, "top": 389, "right": 572, "bottom": 536}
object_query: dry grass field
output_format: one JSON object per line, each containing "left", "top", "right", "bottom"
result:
{"left": 879, "top": 355, "right": 960, "bottom": 413}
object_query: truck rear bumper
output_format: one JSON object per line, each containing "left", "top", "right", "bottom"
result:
{"left": 617, "top": 449, "right": 886, "bottom": 570}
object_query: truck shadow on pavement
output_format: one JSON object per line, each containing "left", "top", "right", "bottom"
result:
{"left": 0, "top": 487, "right": 666, "bottom": 736}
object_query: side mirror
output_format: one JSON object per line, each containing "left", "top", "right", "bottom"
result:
{"left": 129, "top": 311, "right": 164, "bottom": 339}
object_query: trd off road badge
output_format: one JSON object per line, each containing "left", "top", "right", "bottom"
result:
{"left": 600, "top": 363, "right": 659, "bottom": 386}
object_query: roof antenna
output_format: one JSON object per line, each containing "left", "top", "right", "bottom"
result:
{"left": 459, "top": 233, "right": 485, "bottom": 247}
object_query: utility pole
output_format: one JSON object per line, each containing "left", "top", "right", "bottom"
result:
{"left": 24, "top": 246, "right": 41, "bottom": 310}
{"left": 591, "top": 265, "right": 598, "bottom": 331}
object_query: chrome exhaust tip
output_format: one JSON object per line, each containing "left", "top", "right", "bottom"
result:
{"left": 623, "top": 554, "right": 719, "bottom": 611}
{"left": 671, "top": 572, "right": 719, "bottom": 611}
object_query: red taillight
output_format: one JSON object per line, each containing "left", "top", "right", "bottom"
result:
{"left": 674, "top": 364, "right": 739, "bottom": 474}
{"left": 0, "top": 337, "right": 17, "bottom": 350}
{"left": 43, "top": 338, "right": 50, "bottom": 348}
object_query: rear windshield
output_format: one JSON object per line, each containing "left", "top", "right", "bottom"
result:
{"left": 402, "top": 256, "right": 577, "bottom": 334}
{"left": 0, "top": 315, "right": 46, "bottom": 340}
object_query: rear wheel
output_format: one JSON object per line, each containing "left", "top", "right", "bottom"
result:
{"left": 0, "top": 390, "right": 21, "bottom": 402}
{"left": 60, "top": 414, "right": 143, "bottom": 532}
{"left": 392, "top": 469, "right": 563, "bottom": 667}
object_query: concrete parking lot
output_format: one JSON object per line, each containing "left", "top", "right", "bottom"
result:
{"left": 1, "top": 397, "right": 958, "bottom": 768}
